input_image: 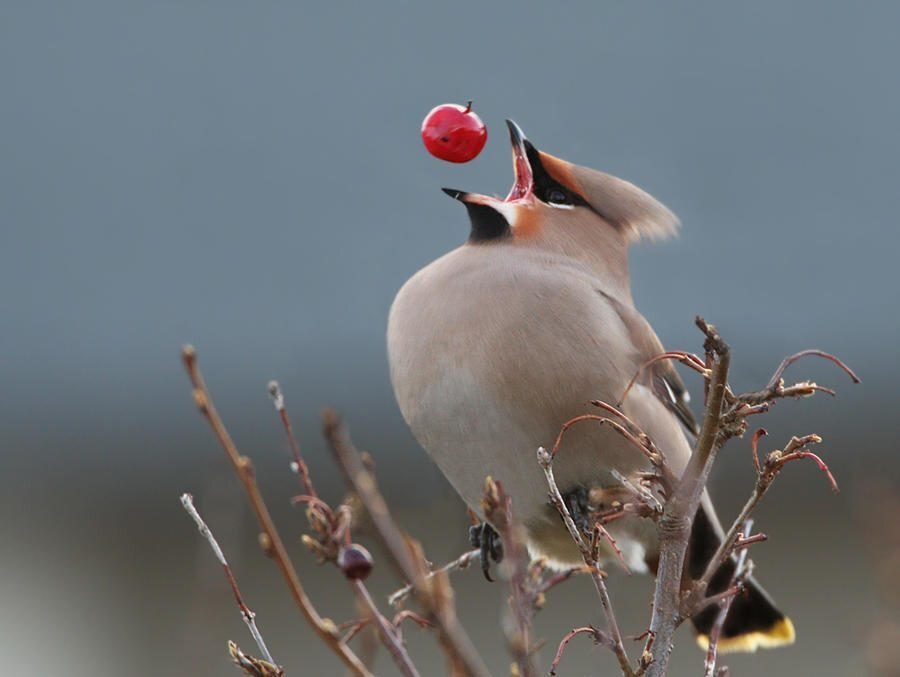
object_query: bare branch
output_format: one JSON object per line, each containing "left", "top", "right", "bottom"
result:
{"left": 185, "top": 316, "right": 858, "bottom": 677}
{"left": 773, "top": 437, "right": 838, "bottom": 493}
{"left": 482, "top": 477, "right": 537, "bottom": 677}
{"left": 735, "top": 349, "right": 859, "bottom": 409}
{"left": 592, "top": 522, "right": 630, "bottom": 574}
{"left": 323, "top": 409, "right": 491, "bottom": 677}
{"left": 617, "top": 350, "right": 710, "bottom": 408}
{"left": 338, "top": 618, "right": 371, "bottom": 644}
{"left": 392, "top": 610, "right": 436, "bottom": 639}
{"left": 551, "top": 412, "right": 664, "bottom": 470}
{"left": 537, "top": 564, "right": 594, "bottom": 597}
{"left": 610, "top": 469, "right": 664, "bottom": 516}
{"left": 538, "top": 446, "right": 635, "bottom": 677}
{"left": 703, "top": 521, "right": 754, "bottom": 677}
{"left": 264, "top": 385, "right": 420, "bottom": 677}
{"left": 268, "top": 380, "right": 317, "bottom": 498}
{"left": 350, "top": 579, "right": 420, "bottom": 677}
{"left": 691, "top": 584, "right": 746, "bottom": 618}
{"left": 590, "top": 399, "right": 654, "bottom": 432}
{"left": 388, "top": 549, "right": 481, "bottom": 608}
{"left": 766, "top": 349, "right": 861, "bottom": 391}
{"left": 181, "top": 493, "right": 279, "bottom": 670}
{"left": 181, "top": 346, "right": 371, "bottom": 677}
{"left": 687, "top": 433, "right": 835, "bottom": 613}
{"left": 750, "top": 428, "right": 768, "bottom": 473}
{"left": 733, "top": 532, "right": 768, "bottom": 551}
{"left": 644, "top": 317, "right": 731, "bottom": 677}
{"left": 549, "top": 626, "right": 612, "bottom": 676}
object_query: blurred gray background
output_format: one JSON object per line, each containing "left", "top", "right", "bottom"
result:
{"left": 1, "top": 1, "right": 897, "bottom": 675}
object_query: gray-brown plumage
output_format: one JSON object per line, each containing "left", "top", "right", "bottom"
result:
{"left": 387, "top": 120, "right": 793, "bottom": 652}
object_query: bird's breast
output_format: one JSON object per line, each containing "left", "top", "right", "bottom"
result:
{"left": 387, "top": 248, "right": 644, "bottom": 523}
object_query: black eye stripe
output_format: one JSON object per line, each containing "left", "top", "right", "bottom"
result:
{"left": 540, "top": 183, "right": 588, "bottom": 207}
{"left": 524, "top": 142, "right": 590, "bottom": 207}
{"left": 547, "top": 188, "right": 568, "bottom": 203}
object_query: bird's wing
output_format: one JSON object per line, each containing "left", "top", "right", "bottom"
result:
{"left": 599, "top": 290, "right": 700, "bottom": 436}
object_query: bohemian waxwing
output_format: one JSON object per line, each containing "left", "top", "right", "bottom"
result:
{"left": 387, "top": 120, "right": 794, "bottom": 652}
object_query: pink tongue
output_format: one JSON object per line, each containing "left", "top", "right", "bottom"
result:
{"left": 505, "top": 155, "right": 533, "bottom": 201}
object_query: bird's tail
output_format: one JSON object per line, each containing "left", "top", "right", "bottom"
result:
{"left": 686, "top": 506, "right": 796, "bottom": 653}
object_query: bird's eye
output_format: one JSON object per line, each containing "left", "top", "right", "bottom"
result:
{"left": 547, "top": 188, "right": 568, "bottom": 204}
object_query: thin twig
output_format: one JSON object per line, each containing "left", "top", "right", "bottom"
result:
{"left": 290, "top": 493, "right": 335, "bottom": 517}
{"left": 750, "top": 428, "right": 768, "bottom": 473}
{"left": 690, "top": 433, "right": 829, "bottom": 606}
{"left": 392, "top": 610, "right": 436, "bottom": 638}
{"left": 323, "top": 409, "right": 491, "bottom": 677}
{"left": 482, "top": 477, "right": 537, "bottom": 677}
{"left": 267, "top": 384, "right": 421, "bottom": 676}
{"left": 735, "top": 349, "right": 859, "bottom": 408}
{"left": 549, "top": 626, "right": 611, "bottom": 676}
{"left": 766, "top": 349, "right": 860, "bottom": 391}
{"left": 593, "top": 523, "right": 630, "bottom": 574}
{"left": 551, "top": 413, "right": 664, "bottom": 469}
{"left": 703, "top": 521, "right": 754, "bottom": 677}
{"left": 268, "top": 381, "right": 317, "bottom": 498}
{"left": 537, "top": 565, "right": 593, "bottom": 595}
{"left": 610, "top": 469, "right": 663, "bottom": 516}
{"left": 339, "top": 618, "right": 371, "bottom": 644}
{"left": 351, "top": 580, "right": 421, "bottom": 677}
{"left": 267, "top": 386, "right": 421, "bottom": 677}
{"left": 388, "top": 549, "right": 481, "bottom": 608}
{"left": 617, "top": 351, "right": 710, "bottom": 408}
{"left": 538, "top": 446, "right": 634, "bottom": 677}
{"left": 181, "top": 346, "right": 372, "bottom": 677}
{"left": 691, "top": 584, "right": 745, "bottom": 617}
{"left": 589, "top": 399, "right": 650, "bottom": 431}
{"left": 733, "top": 532, "right": 768, "bottom": 551}
{"left": 181, "top": 493, "right": 279, "bottom": 669}
{"left": 776, "top": 446, "right": 839, "bottom": 493}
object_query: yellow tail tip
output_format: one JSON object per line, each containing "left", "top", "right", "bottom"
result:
{"left": 696, "top": 617, "right": 796, "bottom": 654}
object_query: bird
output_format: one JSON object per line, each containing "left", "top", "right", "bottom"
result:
{"left": 387, "top": 119, "right": 794, "bottom": 653}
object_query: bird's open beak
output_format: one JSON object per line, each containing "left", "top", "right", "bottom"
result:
{"left": 442, "top": 119, "right": 535, "bottom": 208}
{"left": 504, "top": 120, "right": 534, "bottom": 201}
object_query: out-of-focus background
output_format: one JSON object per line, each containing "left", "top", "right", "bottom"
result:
{"left": 2, "top": 2, "right": 897, "bottom": 675}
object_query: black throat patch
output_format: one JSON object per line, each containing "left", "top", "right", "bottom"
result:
{"left": 465, "top": 202, "right": 512, "bottom": 242}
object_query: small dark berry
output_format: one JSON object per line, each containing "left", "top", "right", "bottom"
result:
{"left": 337, "top": 543, "right": 374, "bottom": 580}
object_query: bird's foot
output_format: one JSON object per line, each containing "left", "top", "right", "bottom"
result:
{"left": 468, "top": 522, "right": 504, "bottom": 581}
{"left": 563, "top": 486, "right": 593, "bottom": 536}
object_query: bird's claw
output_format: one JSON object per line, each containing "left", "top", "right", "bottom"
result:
{"left": 563, "top": 486, "right": 593, "bottom": 535}
{"left": 468, "top": 522, "right": 503, "bottom": 581}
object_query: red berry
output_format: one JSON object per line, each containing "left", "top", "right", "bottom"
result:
{"left": 421, "top": 101, "right": 487, "bottom": 163}
{"left": 337, "top": 543, "right": 374, "bottom": 580}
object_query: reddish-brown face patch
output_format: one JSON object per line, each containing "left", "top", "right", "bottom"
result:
{"left": 511, "top": 205, "right": 542, "bottom": 239}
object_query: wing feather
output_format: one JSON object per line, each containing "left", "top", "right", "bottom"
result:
{"left": 599, "top": 290, "right": 699, "bottom": 436}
